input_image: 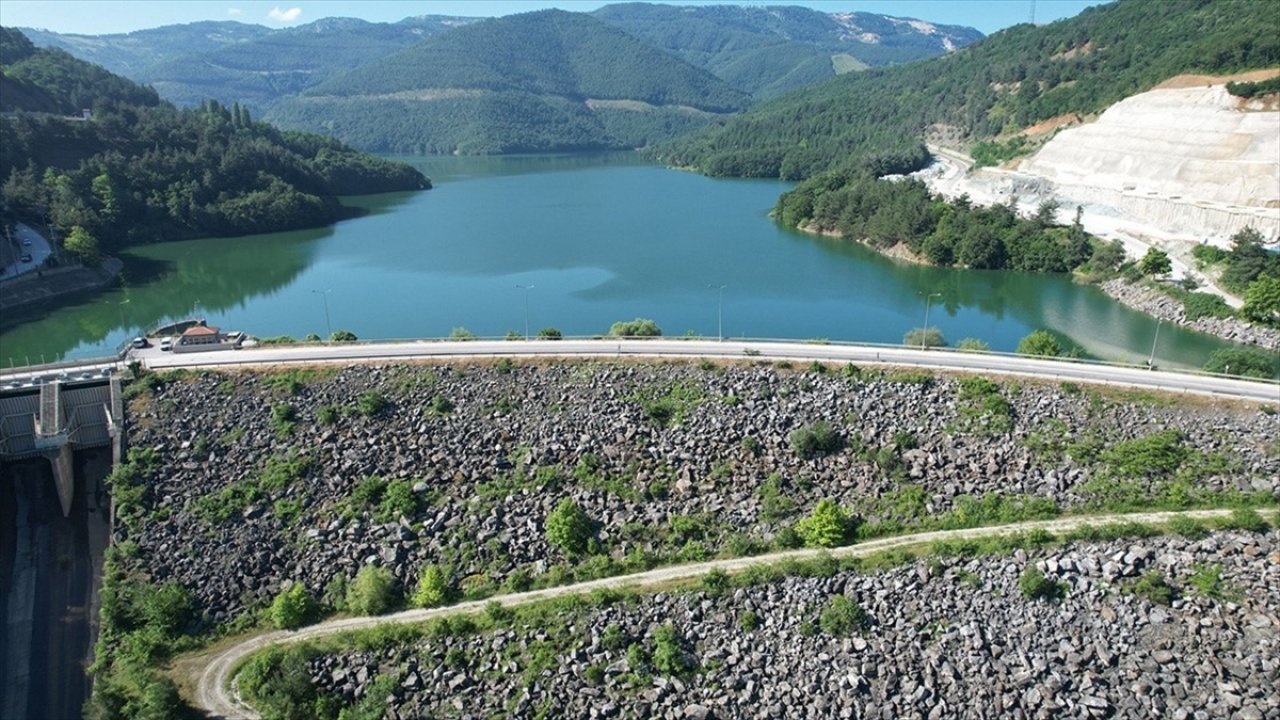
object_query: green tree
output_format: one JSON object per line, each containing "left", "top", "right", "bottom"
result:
{"left": 1240, "top": 275, "right": 1280, "bottom": 325}
{"left": 608, "top": 317, "right": 662, "bottom": 337}
{"left": 903, "top": 327, "right": 947, "bottom": 348}
{"left": 537, "top": 327, "right": 562, "bottom": 339}
{"left": 345, "top": 565, "right": 398, "bottom": 615}
{"left": 795, "top": 498, "right": 854, "bottom": 548}
{"left": 1203, "top": 347, "right": 1277, "bottom": 379}
{"left": 64, "top": 224, "right": 101, "bottom": 265}
{"left": 1016, "top": 330, "right": 1061, "bottom": 357}
{"left": 411, "top": 564, "right": 451, "bottom": 608}
{"left": 545, "top": 498, "right": 595, "bottom": 556}
{"left": 956, "top": 337, "right": 990, "bottom": 352}
{"left": 652, "top": 624, "right": 694, "bottom": 675}
{"left": 268, "top": 582, "right": 316, "bottom": 630}
{"left": 329, "top": 329, "right": 357, "bottom": 342}
{"left": 1138, "top": 247, "right": 1172, "bottom": 276}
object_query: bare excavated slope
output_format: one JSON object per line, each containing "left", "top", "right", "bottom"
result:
{"left": 1013, "top": 71, "right": 1280, "bottom": 241}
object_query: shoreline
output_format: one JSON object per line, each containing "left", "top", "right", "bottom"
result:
{"left": 798, "top": 223, "right": 930, "bottom": 265}
{"left": 1097, "top": 278, "right": 1280, "bottom": 350}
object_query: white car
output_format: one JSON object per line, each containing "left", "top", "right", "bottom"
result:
{"left": 160, "top": 338, "right": 173, "bottom": 351}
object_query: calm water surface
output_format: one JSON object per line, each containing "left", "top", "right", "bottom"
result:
{"left": 0, "top": 153, "right": 1241, "bottom": 370}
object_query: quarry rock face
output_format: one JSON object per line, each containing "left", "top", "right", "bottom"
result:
{"left": 1015, "top": 84, "right": 1280, "bottom": 242}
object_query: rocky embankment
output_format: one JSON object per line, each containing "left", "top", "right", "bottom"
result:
{"left": 303, "top": 529, "right": 1280, "bottom": 719}
{"left": 1098, "top": 279, "right": 1280, "bottom": 349}
{"left": 119, "top": 361, "right": 1279, "bottom": 625}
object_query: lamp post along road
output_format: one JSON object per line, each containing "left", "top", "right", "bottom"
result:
{"left": 312, "top": 290, "right": 332, "bottom": 341}
{"left": 516, "top": 285, "right": 534, "bottom": 340}
{"left": 117, "top": 298, "right": 130, "bottom": 332}
{"left": 921, "top": 292, "right": 942, "bottom": 349}
{"left": 709, "top": 284, "right": 726, "bottom": 341}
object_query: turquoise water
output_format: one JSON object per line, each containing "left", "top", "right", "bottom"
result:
{"left": 0, "top": 153, "right": 1238, "bottom": 369}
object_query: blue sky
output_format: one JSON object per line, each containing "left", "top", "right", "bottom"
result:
{"left": 2, "top": 1, "right": 1106, "bottom": 36}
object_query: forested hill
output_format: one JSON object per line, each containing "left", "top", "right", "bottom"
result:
{"left": 264, "top": 10, "right": 752, "bottom": 154}
{"left": 0, "top": 27, "right": 428, "bottom": 260}
{"left": 592, "top": 3, "right": 982, "bottom": 99}
{"left": 657, "top": 0, "right": 1280, "bottom": 181}
{"left": 23, "top": 16, "right": 477, "bottom": 112}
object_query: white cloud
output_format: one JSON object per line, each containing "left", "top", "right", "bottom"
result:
{"left": 227, "top": 7, "right": 242, "bottom": 15}
{"left": 267, "top": 6, "right": 303, "bottom": 23}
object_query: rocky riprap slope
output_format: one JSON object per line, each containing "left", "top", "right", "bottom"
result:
{"left": 305, "top": 529, "right": 1280, "bottom": 719}
{"left": 120, "top": 360, "right": 1279, "bottom": 621}
{"left": 1099, "top": 279, "right": 1280, "bottom": 350}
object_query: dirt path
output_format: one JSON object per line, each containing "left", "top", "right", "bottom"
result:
{"left": 181, "top": 508, "right": 1264, "bottom": 719}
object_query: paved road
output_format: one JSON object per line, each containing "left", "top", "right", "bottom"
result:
{"left": 132, "top": 338, "right": 1279, "bottom": 404}
{"left": 186, "top": 508, "right": 1262, "bottom": 720}
{"left": 0, "top": 223, "right": 52, "bottom": 281}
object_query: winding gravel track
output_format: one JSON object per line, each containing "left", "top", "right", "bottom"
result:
{"left": 186, "top": 508, "right": 1259, "bottom": 719}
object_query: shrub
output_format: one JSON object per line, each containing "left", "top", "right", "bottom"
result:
{"left": 819, "top": 595, "right": 869, "bottom": 636}
{"left": 429, "top": 395, "right": 455, "bottom": 415}
{"left": 1220, "top": 507, "right": 1268, "bottom": 533}
{"left": 411, "top": 565, "right": 451, "bottom": 609}
{"left": 652, "top": 624, "right": 694, "bottom": 675}
{"left": 1099, "top": 429, "right": 1188, "bottom": 478}
{"left": 1016, "top": 330, "right": 1061, "bottom": 357}
{"left": 739, "top": 611, "right": 761, "bottom": 632}
{"left": 356, "top": 390, "right": 389, "bottom": 417}
{"left": 315, "top": 405, "right": 338, "bottom": 425}
{"left": 537, "top": 327, "right": 562, "bottom": 339}
{"left": 903, "top": 327, "right": 947, "bottom": 348}
{"left": 608, "top": 317, "right": 662, "bottom": 337}
{"left": 796, "top": 499, "right": 855, "bottom": 548}
{"left": 270, "top": 403, "right": 297, "bottom": 436}
{"left": 269, "top": 582, "right": 316, "bottom": 629}
{"left": 1166, "top": 514, "right": 1208, "bottom": 539}
{"left": 545, "top": 499, "right": 595, "bottom": 557}
{"left": 450, "top": 327, "right": 475, "bottom": 340}
{"left": 345, "top": 565, "right": 398, "bottom": 616}
{"left": 956, "top": 337, "right": 990, "bottom": 352}
{"left": 1018, "top": 566, "right": 1064, "bottom": 601}
{"left": 1130, "top": 571, "right": 1175, "bottom": 606}
{"left": 702, "top": 568, "right": 731, "bottom": 595}
{"left": 1187, "top": 563, "right": 1238, "bottom": 601}
{"left": 1203, "top": 347, "right": 1277, "bottom": 379}
{"left": 1182, "top": 292, "right": 1233, "bottom": 321}
{"left": 329, "top": 330, "right": 357, "bottom": 342}
{"left": 790, "top": 420, "right": 843, "bottom": 459}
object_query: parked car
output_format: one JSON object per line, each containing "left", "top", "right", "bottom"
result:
{"left": 20, "top": 254, "right": 32, "bottom": 262}
{"left": 132, "top": 337, "right": 149, "bottom": 349}
{"left": 160, "top": 338, "right": 173, "bottom": 351}
{"left": 22, "top": 239, "right": 32, "bottom": 246}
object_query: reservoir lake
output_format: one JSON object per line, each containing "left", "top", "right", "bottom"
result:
{"left": 0, "top": 153, "right": 1238, "bottom": 369}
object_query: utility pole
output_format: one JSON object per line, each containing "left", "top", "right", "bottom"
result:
{"left": 516, "top": 285, "right": 534, "bottom": 340}
{"left": 708, "top": 284, "right": 726, "bottom": 341}
{"left": 312, "top": 289, "right": 332, "bottom": 340}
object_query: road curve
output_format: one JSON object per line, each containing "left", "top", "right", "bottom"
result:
{"left": 188, "top": 509, "right": 1258, "bottom": 719}
{"left": 134, "top": 339, "right": 1279, "bottom": 404}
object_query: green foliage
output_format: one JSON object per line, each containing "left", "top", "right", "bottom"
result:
{"left": 449, "top": 327, "right": 475, "bottom": 340}
{"left": 652, "top": 624, "right": 695, "bottom": 676}
{"left": 316, "top": 406, "right": 338, "bottom": 425}
{"left": 701, "top": 568, "right": 731, "bottom": 595}
{"left": 970, "top": 136, "right": 1032, "bottom": 169}
{"left": 1138, "top": 247, "right": 1172, "bottom": 276}
{"left": 608, "top": 317, "right": 662, "bottom": 337}
{"left": 739, "top": 610, "right": 761, "bottom": 632}
{"left": 659, "top": 0, "right": 1280, "bottom": 182}
{"left": 1241, "top": 274, "right": 1280, "bottom": 325}
{"left": 64, "top": 224, "right": 101, "bottom": 265}
{"left": 237, "top": 645, "right": 319, "bottom": 720}
{"left": 1016, "top": 330, "right": 1062, "bottom": 357}
{"left": 955, "top": 376, "right": 1013, "bottom": 435}
{"left": 757, "top": 473, "right": 797, "bottom": 522}
{"left": 795, "top": 498, "right": 855, "bottom": 548}
{"left": 355, "top": 390, "right": 389, "bottom": 417}
{"left": 1130, "top": 571, "right": 1175, "bottom": 606}
{"left": 545, "top": 498, "right": 596, "bottom": 557}
{"left": 269, "top": 582, "right": 316, "bottom": 630}
{"left": 270, "top": 403, "right": 298, "bottom": 436}
{"left": 537, "top": 327, "right": 563, "bottom": 339}
{"left": 1202, "top": 347, "right": 1277, "bottom": 379}
{"left": 819, "top": 595, "right": 869, "bottom": 636}
{"left": 956, "top": 337, "right": 990, "bottom": 352}
{"left": 411, "top": 565, "right": 452, "bottom": 609}
{"left": 1018, "top": 566, "right": 1064, "bottom": 601}
{"left": 903, "top": 327, "right": 947, "bottom": 348}
{"left": 0, "top": 33, "right": 427, "bottom": 255}
{"left": 1186, "top": 562, "right": 1239, "bottom": 602}
{"left": 790, "top": 420, "right": 843, "bottom": 459}
{"left": 329, "top": 330, "right": 357, "bottom": 342}
{"left": 1226, "top": 77, "right": 1280, "bottom": 97}
{"left": 1220, "top": 228, "right": 1280, "bottom": 296}
{"left": 345, "top": 565, "right": 398, "bottom": 616}
{"left": 1219, "top": 507, "right": 1269, "bottom": 533}
{"left": 1166, "top": 514, "right": 1208, "bottom": 539}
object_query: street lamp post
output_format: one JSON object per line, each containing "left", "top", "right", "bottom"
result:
{"left": 312, "top": 289, "right": 332, "bottom": 340}
{"left": 516, "top": 285, "right": 534, "bottom": 340}
{"left": 920, "top": 292, "right": 942, "bottom": 349}
{"left": 708, "top": 284, "right": 726, "bottom": 341}
{"left": 1147, "top": 318, "right": 1162, "bottom": 369}
{"left": 118, "top": 298, "right": 130, "bottom": 332}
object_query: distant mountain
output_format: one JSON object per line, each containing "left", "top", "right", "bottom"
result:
{"left": 19, "top": 16, "right": 476, "bottom": 112}
{"left": 593, "top": 3, "right": 983, "bottom": 98}
{"left": 265, "top": 10, "right": 753, "bottom": 154}
{"left": 658, "top": 0, "right": 1280, "bottom": 181}
{"left": 0, "top": 27, "right": 427, "bottom": 259}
